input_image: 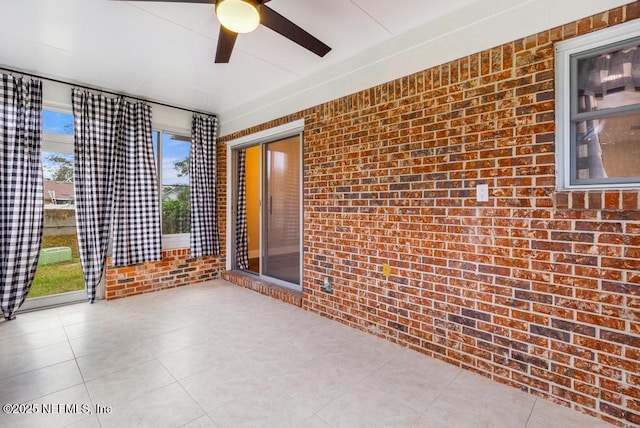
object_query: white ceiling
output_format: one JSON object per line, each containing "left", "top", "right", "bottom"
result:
{"left": 0, "top": 0, "right": 631, "bottom": 136}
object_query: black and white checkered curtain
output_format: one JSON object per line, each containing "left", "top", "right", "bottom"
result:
{"left": 190, "top": 114, "right": 220, "bottom": 257}
{"left": 0, "top": 75, "right": 43, "bottom": 320}
{"left": 111, "top": 102, "right": 161, "bottom": 266}
{"left": 575, "top": 45, "right": 640, "bottom": 179}
{"left": 575, "top": 95, "right": 606, "bottom": 180}
{"left": 577, "top": 46, "right": 640, "bottom": 97}
{"left": 73, "top": 89, "right": 161, "bottom": 302}
{"left": 73, "top": 89, "right": 118, "bottom": 302}
{"left": 235, "top": 149, "right": 249, "bottom": 269}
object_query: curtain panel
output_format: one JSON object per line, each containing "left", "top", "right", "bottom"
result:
{"left": 235, "top": 149, "right": 249, "bottom": 269}
{"left": 0, "top": 75, "right": 43, "bottom": 320}
{"left": 575, "top": 95, "right": 607, "bottom": 180}
{"left": 72, "top": 90, "right": 119, "bottom": 303}
{"left": 577, "top": 46, "right": 640, "bottom": 97}
{"left": 190, "top": 114, "right": 220, "bottom": 257}
{"left": 575, "top": 45, "right": 640, "bottom": 179}
{"left": 111, "top": 102, "right": 161, "bottom": 267}
{"left": 72, "top": 89, "right": 161, "bottom": 302}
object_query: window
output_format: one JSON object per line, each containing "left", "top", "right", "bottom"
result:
{"left": 153, "top": 131, "right": 191, "bottom": 247}
{"left": 556, "top": 20, "right": 640, "bottom": 189}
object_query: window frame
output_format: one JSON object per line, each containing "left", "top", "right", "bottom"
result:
{"left": 226, "top": 119, "right": 304, "bottom": 283}
{"left": 555, "top": 19, "right": 640, "bottom": 190}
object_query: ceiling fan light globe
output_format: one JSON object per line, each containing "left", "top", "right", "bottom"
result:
{"left": 216, "top": 0, "right": 260, "bottom": 34}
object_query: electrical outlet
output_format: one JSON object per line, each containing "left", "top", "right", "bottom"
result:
{"left": 476, "top": 184, "right": 489, "bottom": 202}
{"left": 382, "top": 263, "right": 391, "bottom": 278}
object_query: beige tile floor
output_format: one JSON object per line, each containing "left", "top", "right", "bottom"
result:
{"left": 0, "top": 280, "right": 613, "bottom": 428}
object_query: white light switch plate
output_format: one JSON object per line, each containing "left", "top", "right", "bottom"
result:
{"left": 477, "top": 184, "right": 489, "bottom": 202}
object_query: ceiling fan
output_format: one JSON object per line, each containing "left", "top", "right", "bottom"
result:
{"left": 115, "top": 0, "right": 331, "bottom": 63}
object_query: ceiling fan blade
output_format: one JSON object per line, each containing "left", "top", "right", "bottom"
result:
{"left": 260, "top": 5, "right": 331, "bottom": 58}
{"left": 215, "top": 26, "right": 238, "bottom": 63}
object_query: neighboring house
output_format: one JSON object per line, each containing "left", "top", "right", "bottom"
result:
{"left": 162, "top": 184, "right": 189, "bottom": 201}
{"left": 43, "top": 180, "right": 74, "bottom": 205}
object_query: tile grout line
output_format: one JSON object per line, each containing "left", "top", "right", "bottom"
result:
{"left": 59, "top": 308, "right": 102, "bottom": 428}
{"left": 413, "top": 367, "right": 465, "bottom": 423}
{"left": 524, "top": 397, "right": 539, "bottom": 428}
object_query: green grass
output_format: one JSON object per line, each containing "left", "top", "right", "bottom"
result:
{"left": 30, "top": 258, "right": 84, "bottom": 298}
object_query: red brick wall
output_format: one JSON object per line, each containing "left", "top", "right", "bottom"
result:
{"left": 219, "top": 4, "right": 640, "bottom": 426}
{"left": 105, "top": 249, "right": 224, "bottom": 300}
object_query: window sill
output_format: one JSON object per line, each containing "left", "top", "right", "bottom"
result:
{"left": 162, "top": 233, "right": 189, "bottom": 250}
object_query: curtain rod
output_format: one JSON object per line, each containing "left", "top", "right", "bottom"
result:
{"left": 0, "top": 65, "right": 216, "bottom": 118}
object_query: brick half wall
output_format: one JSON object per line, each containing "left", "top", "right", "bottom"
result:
{"left": 105, "top": 249, "right": 224, "bottom": 300}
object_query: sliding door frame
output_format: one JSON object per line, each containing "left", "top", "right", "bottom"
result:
{"left": 226, "top": 119, "right": 304, "bottom": 291}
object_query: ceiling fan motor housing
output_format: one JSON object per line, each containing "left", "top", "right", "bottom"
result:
{"left": 215, "top": 0, "right": 261, "bottom": 34}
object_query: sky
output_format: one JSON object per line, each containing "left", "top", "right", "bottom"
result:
{"left": 42, "top": 110, "right": 190, "bottom": 185}
{"left": 154, "top": 133, "right": 190, "bottom": 186}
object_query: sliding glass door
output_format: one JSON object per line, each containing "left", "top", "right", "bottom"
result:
{"left": 22, "top": 110, "right": 87, "bottom": 311}
{"left": 234, "top": 134, "right": 302, "bottom": 290}
{"left": 264, "top": 137, "right": 301, "bottom": 284}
